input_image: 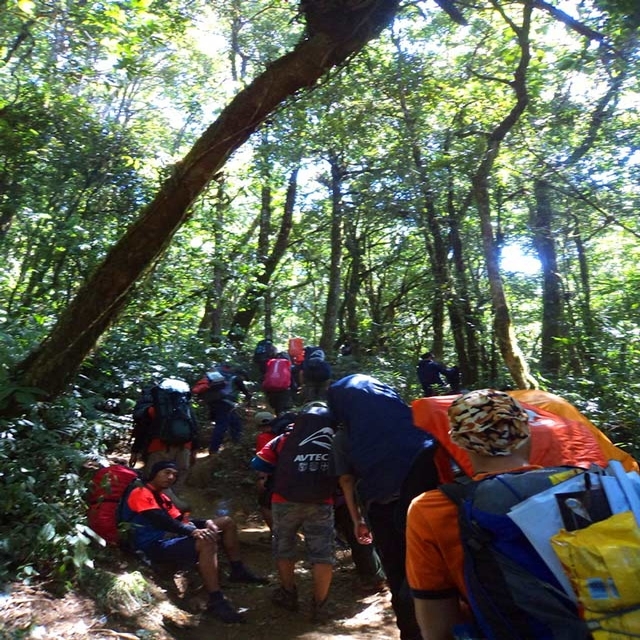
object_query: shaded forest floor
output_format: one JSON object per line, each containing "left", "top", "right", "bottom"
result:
{"left": 1, "top": 413, "right": 401, "bottom": 640}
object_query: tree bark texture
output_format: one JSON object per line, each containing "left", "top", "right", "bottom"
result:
{"left": 319, "top": 154, "right": 345, "bottom": 355}
{"left": 13, "top": 0, "right": 401, "bottom": 399}
{"left": 471, "top": 0, "right": 537, "bottom": 390}
{"left": 229, "top": 168, "right": 298, "bottom": 339}
{"left": 531, "top": 178, "right": 563, "bottom": 376}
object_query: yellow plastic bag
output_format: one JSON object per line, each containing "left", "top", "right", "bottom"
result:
{"left": 551, "top": 511, "right": 640, "bottom": 639}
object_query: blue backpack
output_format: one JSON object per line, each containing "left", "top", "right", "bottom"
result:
{"left": 440, "top": 467, "right": 593, "bottom": 640}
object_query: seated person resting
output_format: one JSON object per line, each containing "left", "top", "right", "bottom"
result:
{"left": 125, "top": 460, "right": 267, "bottom": 624}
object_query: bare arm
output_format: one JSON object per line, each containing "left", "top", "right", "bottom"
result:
{"left": 414, "top": 596, "right": 462, "bottom": 640}
{"left": 338, "top": 474, "right": 373, "bottom": 544}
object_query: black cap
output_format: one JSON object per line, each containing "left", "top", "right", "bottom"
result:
{"left": 147, "top": 460, "right": 178, "bottom": 480}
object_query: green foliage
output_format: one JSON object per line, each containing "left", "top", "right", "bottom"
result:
{"left": 0, "top": 412, "right": 97, "bottom": 584}
{"left": 0, "top": 0, "right": 639, "bottom": 589}
{"left": 0, "top": 331, "right": 126, "bottom": 584}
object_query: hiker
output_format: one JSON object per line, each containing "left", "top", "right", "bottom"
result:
{"left": 253, "top": 410, "right": 277, "bottom": 530}
{"left": 130, "top": 383, "right": 155, "bottom": 466}
{"left": 123, "top": 460, "right": 267, "bottom": 624}
{"left": 416, "top": 352, "right": 448, "bottom": 396}
{"left": 252, "top": 338, "right": 278, "bottom": 380}
{"left": 327, "top": 374, "right": 437, "bottom": 640}
{"left": 250, "top": 404, "right": 338, "bottom": 622}
{"left": 133, "top": 378, "right": 199, "bottom": 508}
{"left": 405, "top": 389, "right": 589, "bottom": 640}
{"left": 261, "top": 352, "right": 295, "bottom": 415}
{"left": 299, "top": 346, "right": 332, "bottom": 403}
{"left": 192, "top": 364, "right": 251, "bottom": 454}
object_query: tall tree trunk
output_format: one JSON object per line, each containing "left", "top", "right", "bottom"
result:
{"left": 445, "top": 126, "right": 481, "bottom": 385}
{"left": 392, "top": 34, "right": 449, "bottom": 358}
{"left": 531, "top": 178, "right": 563, "bottom": 376}
{"left": 570, "top": 214, "right": 594, "bottom": 373}
{"left": 228, "top": 168, "right": 298, "bottom": 339}
{"left": 471, "top": 0, "right": 537, "bottom": 390}
{"left": 198, "top": 179, "right": 229, "bottom": 342}
{"left": 342, "top": 218, "right": 363, "bottom": 358}
{"left": 11, "top": 0, "right": 401, "bottom": 402}
{"left": 319, "top": 153, "right": 344, "bottom": 355}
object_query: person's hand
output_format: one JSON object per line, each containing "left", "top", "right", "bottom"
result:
{"left": 354, "top": 520, "right": 373, "bottom": 545}
{"left": 192, "top": 528, "right": 217, "bottom": 540}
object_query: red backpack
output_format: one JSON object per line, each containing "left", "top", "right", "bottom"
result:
{"left": 87, "top": 465, "right": 140, "bottom": 545}
{"left": 262, "top": 358, "right": 292, "bottom": 392}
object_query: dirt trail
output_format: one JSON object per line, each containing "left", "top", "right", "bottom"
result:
{"left": 167, "top": 444, "right": 402, "bottom": 639}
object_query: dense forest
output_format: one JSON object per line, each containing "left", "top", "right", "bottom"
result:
{"left": 1, "top": 0, "right": 639, "bottom": 590}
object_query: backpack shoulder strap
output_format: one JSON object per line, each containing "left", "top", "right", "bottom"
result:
{"left": 439, "top": 477, "right": 473, "bottom": 505}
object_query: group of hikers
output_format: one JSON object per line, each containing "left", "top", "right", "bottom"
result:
{"left": 91, "top": 344, "right": 640, "bottom": 638}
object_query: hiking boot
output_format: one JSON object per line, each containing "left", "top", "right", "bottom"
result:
{"left": 271, "top": 585, "right": 299, "bottom": 612}
{"left": 205, "top": 597, "right": 245, "bottom": 623}
{"left": 229, "top": 564, "right": 269, "bottom": 584}
{"left": 310, "top": 597, "right": 332, "bottom": 623}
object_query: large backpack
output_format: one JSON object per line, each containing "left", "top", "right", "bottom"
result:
{"left": 192, "top": 370, "right": 230, "bottom": 404}
{"left": 288, "top": 337, "right": 305, "bottom": 365}
{"left": 87, "top": 465, "right": 141, "bottom": 545}
{"left": 303, "top": 353, "right": 331, "bottom": 384}
{"left": 151, "top": 378, "right": 198, "bottom": 445}
{"left": 440, "top": 467, "right": 593, "bottom": 640}
{"left": 272, "top": 406, "right": 337, "bottom": 503}
{"left": 262, "top": 358, "right": 292, "bottom": 392}
{"left": 303, "top": 345, "right": 323, "bottom": 361}
{"left": 253, "top": 339, "right": 278, "bottom": 373}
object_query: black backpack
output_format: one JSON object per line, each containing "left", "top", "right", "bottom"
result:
{"left": 303, "top": 357, "right": 331, "bottom": 383}
{"left": 151, "top": 379, "right": 198, "bottom": 445}
{"left": 302, "top": 347, "right": 331, "bottom": 383}
{"left": 272, "top": 406, "right": 337, "bottom": 503}
{"left": 253, "top": 339, "right": 278, "bottom": 372}
{"left": 440, "top": 467, "right": 593, "bottom": 640}
{"left": 201, "top": 371, "right": 230, "bottom": 404}
{"left": 131, "top": 386, "right": 154, "bottom": 455}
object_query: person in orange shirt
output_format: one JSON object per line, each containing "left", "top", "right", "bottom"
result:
{"left": 132, "top": 379, "right": 198, "bottom": 510}
{"left": 406, "top": 390, "right": 545, "bottom": 640}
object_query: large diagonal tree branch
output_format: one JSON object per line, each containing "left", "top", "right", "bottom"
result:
{"left": 12, "top": 0, "right": 401, "bottom": 402}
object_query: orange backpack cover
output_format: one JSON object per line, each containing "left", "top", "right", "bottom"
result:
{"left": 411, "top": 390, "right": 638, "bottom": 483}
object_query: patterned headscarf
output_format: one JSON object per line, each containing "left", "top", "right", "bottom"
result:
{"left": 448, "top": 389, "right": 529, "bottom": 456}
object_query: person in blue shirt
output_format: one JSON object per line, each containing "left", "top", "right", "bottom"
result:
{"left": 327, "top": 374, "right": 438, "bottom": 640}
{"left": 416, "top": 352, "right": 448, "bottom": 396}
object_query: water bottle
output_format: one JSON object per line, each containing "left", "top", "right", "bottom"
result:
{"left": 216, "top": 498, "right": 231, "bottom": 517}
